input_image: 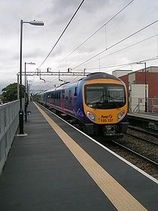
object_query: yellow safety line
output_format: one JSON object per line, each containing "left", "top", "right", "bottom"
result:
{"left": 34, "top": 102, "right": 147, "bottom": 211}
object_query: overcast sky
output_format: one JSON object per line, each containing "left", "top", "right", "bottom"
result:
{"left": 0, "top": 0, "right": 158, "bottom": 93}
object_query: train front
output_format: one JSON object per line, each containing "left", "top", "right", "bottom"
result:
{"left": 82, "top": 74, "right": 128, "bottom": 137}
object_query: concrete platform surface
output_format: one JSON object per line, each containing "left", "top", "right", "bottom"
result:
{"left": 0, "top": 102, "right": 158, "bottom": 211}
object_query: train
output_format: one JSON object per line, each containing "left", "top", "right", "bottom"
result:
{"left": 38, "top": 72, "right": 128, "bottom": 137}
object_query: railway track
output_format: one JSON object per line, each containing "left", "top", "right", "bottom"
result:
{"left": 91, "top": 126, "right": 158, "bottom": 180}
{"left": 128, "top": 125, "right": 158, "bottom": 136}
{"left": 40, "top": 104, "right": 158, "bottom": 180}
{"left": 111, "top": 140, "right": 158, "bottom": 167}
{"left": 127, "top": 126, "right": 158, "bottom": 146}
{"left": 106, "top": 128, "right": 158, "bottom": 180}
{"left": 124, "top": 128, "right": 158, "bottom": 163}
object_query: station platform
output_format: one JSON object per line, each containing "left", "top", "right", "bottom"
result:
{"left": 128, "top": 111, "right": 158, "bottom": 130}
{"left": 0, "top": 102, "right": 158, "bottom": 211}
{"left": 128, "top": 112, "right": 158, "bottom": 121}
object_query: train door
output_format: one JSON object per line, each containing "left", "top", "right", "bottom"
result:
{"left": 61, "top": 88, "right": 65, "bottom": 112}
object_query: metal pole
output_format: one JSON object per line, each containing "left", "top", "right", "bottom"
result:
{"left": 24, "top": 62, "right": 35, "bottom": 122}
{"left": 17, "top": 73, "right": 19, "bottom": 99}
{"left": 24, "top": 62, "right": 27, "bottom": 122}
{"left": 144, "top": 62, "right": 147, "bottom": 112}
{"left": 18, "top": 20, "right": 44, "bottom": 135}
{"left": 19, "top": 20, "right": 24, "bottom": 134}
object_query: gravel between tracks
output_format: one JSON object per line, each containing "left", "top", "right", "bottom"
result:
{"left": 113, "top": 129, "right": 158, "bottom": 180}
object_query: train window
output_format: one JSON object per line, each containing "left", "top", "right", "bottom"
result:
{"left": 69, "top": 90, "right": 71, "bottom": 99}
{"left": 74, "top": 87, "right": 77, "bottom": 96}
{"left": 85, "top": 85, "right": 103, "bottom": 104}
{"left": 107, "top": 86, "right": 124, "bottom": 102}
{"left": 85, "top": 84, "right": 125, "bottom": 109}
{"left": 56, "top": 91, "right": 61, "bottom": 99}
{"left": 65, "top": 89, "right": 68, "bottom": 101}
{"left": 51, "top": 93, "right": 54, "bottom": 98}
{"left": 58, "top": 92, "right": 61, "bottom": 99}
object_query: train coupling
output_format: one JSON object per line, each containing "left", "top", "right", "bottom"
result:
{"left": 103, "top": 125, "right": 116, "bottom": 136}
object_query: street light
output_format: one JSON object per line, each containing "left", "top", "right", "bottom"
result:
{"left": 136, "top": 61, "right": 147, "bottom": 112}
{"left": 24, "top": 62, "right": 35, "bottom": 122}
{"left": 18, "top": 20, "right": 44, "bottom": 135}
{"left": 17, "top": 73, "right": 20, "bottom": 100}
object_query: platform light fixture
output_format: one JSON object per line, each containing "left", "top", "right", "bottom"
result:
{"left": 18, "top": 20, "right": 44, "bottom": 135}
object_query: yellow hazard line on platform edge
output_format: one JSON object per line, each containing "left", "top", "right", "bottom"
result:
{"left": 34, "top": 102, "right": 147, "bottom": 211}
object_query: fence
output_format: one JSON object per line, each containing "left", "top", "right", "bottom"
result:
{"left": 0, "top": 100, "right": 20, "bottom": 174}
{"left": 129, "top": 97, "right": 158, "bottom": 113}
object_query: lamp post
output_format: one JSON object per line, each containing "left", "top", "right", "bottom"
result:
{"left": 144, "top": 62, "right": 147, "bottom": 112}
{"left": 18, "top": 20, "right": 44, "bottom": 135}
{"left": 24, "top": 62, "right": 35, "bottom": 122}
{"left": 136, "top": 61, "right": 147, "bottom": 112}
{"left": 17, "top": 73, "right": 20, "bottom": 99}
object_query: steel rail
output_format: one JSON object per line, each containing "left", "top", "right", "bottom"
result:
{"left": 111, "top": 140, "right": 158, "bottom": 167}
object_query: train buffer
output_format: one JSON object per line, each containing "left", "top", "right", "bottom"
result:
{"left": 0, "top": 101, "right": 158, "bottom": 211}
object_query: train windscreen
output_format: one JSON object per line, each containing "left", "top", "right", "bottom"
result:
{"left": 85, "top": 84, "right": 126, "bottom": 109}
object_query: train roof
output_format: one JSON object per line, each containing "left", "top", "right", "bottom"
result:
{"left": 42, "top": 72, "right": 121, "bottom": 94}
{"left": 83, "top": 72, "right": 120, "bottom": 81}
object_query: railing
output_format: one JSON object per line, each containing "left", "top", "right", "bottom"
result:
{"left": 148, "top": 98, "right": 158, "bottom": 113}
{"left": 129, "top": 97, "right": 158, "bottom": 113}
{"left": 0, "top": 100, "right": 20, "bottom": 174}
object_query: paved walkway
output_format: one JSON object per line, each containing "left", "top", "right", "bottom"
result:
{"left": 0, "top": 102, "right": 158, "bottom": 211}
{"left": 0, "top": 102, "right": 114, "bottom": 211}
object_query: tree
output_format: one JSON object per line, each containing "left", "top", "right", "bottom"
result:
{"left": 2, "top": 83, "right": 25, "bottom": 103}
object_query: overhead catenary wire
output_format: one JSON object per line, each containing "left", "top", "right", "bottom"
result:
{"left": 104, "top": 56, "right": 158, "bottom": 73}
{"left": 38, "top": 0, "right": 86, "bottom": 69}
{"left": 35, "top": 31, "right": 158, "bottom": 86}
{"left": 35, "top": 1, "right": 158, "bottom": 86}
{"left": 65, "top": 56, "right": 158, "bottom": 82}
{"left": 72, "top": 19, "right": 158, "bottom": 70}
{"left": 86, "top": 33, "right": 158, "bottom": 66}
{"left": 52, "top": 0, "right": 135, "bottom": 68}
{"left": 86, "top": 56, "right": 158, "bottom": 71}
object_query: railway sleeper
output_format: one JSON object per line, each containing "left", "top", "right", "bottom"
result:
{"left": 148, "top": 122, "right": 158, "bottom": 131}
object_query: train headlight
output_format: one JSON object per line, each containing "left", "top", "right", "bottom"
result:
{"left": 117, "top": 110, "right": 125, "bottom": 121}
{"left": 86, "top": 111, "right": 96, "bottom": 122}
